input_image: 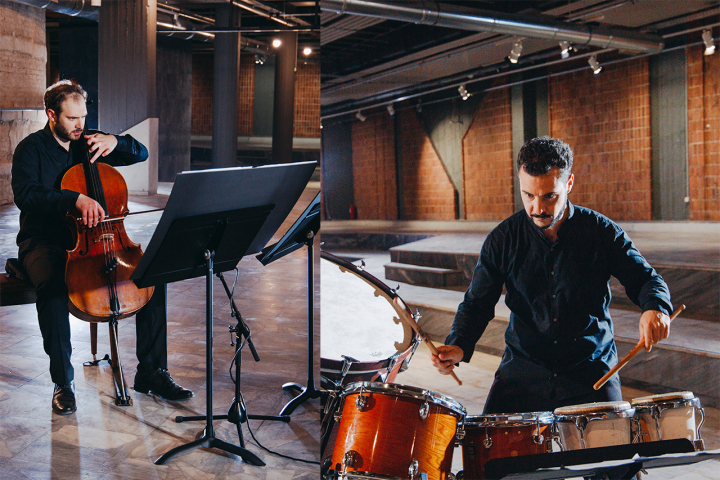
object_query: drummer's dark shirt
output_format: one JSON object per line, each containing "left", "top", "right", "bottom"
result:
{"left": 12, "top": 123, "right": 148, "bottom": 256}
{"left": 446, "top": 201, "right": 672, "bottom": 403}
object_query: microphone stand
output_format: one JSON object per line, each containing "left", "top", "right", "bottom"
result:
{"left": 174, "top": 271, "right": 289, "bottom": 449}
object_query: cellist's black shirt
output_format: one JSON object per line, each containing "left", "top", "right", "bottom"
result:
{"left": 12, "top": 123, "right": 148, "bottom": 255}
{"left": 445, "top": 202, "right": 673, "bottom": 401}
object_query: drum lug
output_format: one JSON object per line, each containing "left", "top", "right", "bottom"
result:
{"left": 532, "top": 433, "right": 544, "bottom": 445}
{"left": 484, "top": 426, "right": 493, "bottom": 448}
{"left": 408, "top": 459, "right": 419, "bottom": 479}
{"left": 419, "top": 401, "right": 430, "bottom": 420}
{"left": 456, "top": 428, "right": 466, "bottom": 441}
{"left": 356, "top": 394, "right": 368, "bottom": 411}
{"left": 342, "top": 450, "right": 358, "bottom": 473}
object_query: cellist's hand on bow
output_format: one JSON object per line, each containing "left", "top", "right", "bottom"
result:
{"left": 85, "top": 133, "right": 118, "bottom": 163}
{"left": 76, "top": 194, "right": 105, "bottom": 228}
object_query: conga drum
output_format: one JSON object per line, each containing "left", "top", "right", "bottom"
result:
{"left": 321, "top": 251, "right": 420, "bottom": 386}
{"left": 459, "top": 412, "right": 554, "bottom": 479}
{"left": 554, "top": 401, "right": 636, "bottom": 450}
{"left": 328, "top": 382, "right": 465, "bottom": 480}
{"left": 631, "top": 391, "right": 705, "bottom": 450}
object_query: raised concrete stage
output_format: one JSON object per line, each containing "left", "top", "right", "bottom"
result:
{"left": 323, "top": 220, "right": 720, "bottom": 411}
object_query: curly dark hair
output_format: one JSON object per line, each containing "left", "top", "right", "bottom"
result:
{"left": 43, "top": 80, "right": 87, "bottom": 115}
{"left": 517, "top": 136, "right": 573, "bottom": 179}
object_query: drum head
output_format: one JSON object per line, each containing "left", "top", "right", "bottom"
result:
{"left": 554, "top": 401, "right": 632, "bottom": 415}
{"left": 631, "top": 391, "right": 695, "bottom": 405}
{"left": 321, "top": 255, "right": 414, "bottom": 362}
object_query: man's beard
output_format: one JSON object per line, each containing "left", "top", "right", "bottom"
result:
{"left": 532, "top": 200, "right": 567, "bottom": 230}
{"left": 54, "top": 123, "right": 82, "bottom": 142}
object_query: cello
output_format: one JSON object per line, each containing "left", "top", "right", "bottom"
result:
{"left": 60, "top": 122, "right": 154, "bottom": 405}
{"left": 61, "top": 123, "right": 154, "bottom": 322}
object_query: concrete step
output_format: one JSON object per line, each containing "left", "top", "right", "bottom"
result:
{"left": 384, "top": 262, "right": 466, "bottom": 288}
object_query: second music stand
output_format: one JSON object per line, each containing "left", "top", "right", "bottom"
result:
{"left": 257, "top": 192, "right": 321, "bottom": 415}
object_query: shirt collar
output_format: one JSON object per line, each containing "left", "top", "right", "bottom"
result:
{"left": 41, "top": 122, "right": 68, "bottom": 153}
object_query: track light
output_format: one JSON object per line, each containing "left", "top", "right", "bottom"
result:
{"left": 559, "top": 41, "right": 572, "bottom": 59}
{"left": 355, "top": 111, "right": 366, "bottom": 122}
{"left": 588, "top": 54, "right": 602, "bottom": 75}
{"left": 508, "top": 41, "right": 523, "bottom": 64}
{"left": 254, "top": 54, "right": 266, "bottom": 65}
{"left": 272, "top": 39, "right": 282, "bottom": 48}
{"left": 303, "top": 47, "right": 312, "bottom": 56}
{"left": 386, "top": 104, "right": 395, "bottom": 117}
{"left": 702, "top": 30, "right": 716, "bottom": 55}
{"left": 458, "top": 85, "right": 471, "bottom": 101}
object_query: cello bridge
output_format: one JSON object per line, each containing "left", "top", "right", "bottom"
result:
{"left": 96, "top": 234, "right": 115, "bottom": 243}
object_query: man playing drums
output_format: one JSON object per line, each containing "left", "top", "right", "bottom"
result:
{"left": 432, "top": 136, "right": 672, "bottom": 413}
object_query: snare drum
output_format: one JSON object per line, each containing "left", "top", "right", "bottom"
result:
{"left": 321, "top": 252, "right": 420, "bottom": 386}
{"left": 554, "top": 401, "right": 636, "bottom": 450}
{"left": 631, "top": 391, "right": 705, "bottom": 450}
{"left": 459, "top": 412, "right": 554, "bottom": 480}
{"left": 328, "top": 382, "right": 465, "bottom": 480}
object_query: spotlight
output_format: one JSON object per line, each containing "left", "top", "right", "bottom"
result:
{"left": 702, "top": 30, "right": 716, "bottom": 55}
{"left": 588, "top": 54, "right": 602, "bottom": 75}
{"left": 254, "top": 54, "right": 266, "bottom": 65}
{"left": 386, "top": 104, "right": 395, "bottom": 117}
{"left": 458, "top": 85, "right": 471, "bottom": 100}
{"left": 272, "top": 39, "right": 282, "bottom": 48}
{"left": 508, "top": 41, "right": 523, "bottom": 64}
{"left": 303, "top": 47, "right": 312, "bottom": 56}
{"left": 355, "top": 111, "right": 366, "bottom": 122}
{"left": 559, "top": 41, "right": 572, "bottom": 59}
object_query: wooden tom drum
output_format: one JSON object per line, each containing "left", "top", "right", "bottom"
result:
{"left": 329, "top": 382, "right": 465, "bottom": 480}
{"left": 459, "top": 412, "right": 554, "bottom": 480}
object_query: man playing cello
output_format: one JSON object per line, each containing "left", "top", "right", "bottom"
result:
{"left": 12, "top": 80, "right": 193, "bottom": 415}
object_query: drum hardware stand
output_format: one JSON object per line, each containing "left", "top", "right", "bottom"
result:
{"left": 321, "top": 356, "right": 357, "bottom": 457}
{"left": 174, "top": 271, "right": 290, "bottom": 449}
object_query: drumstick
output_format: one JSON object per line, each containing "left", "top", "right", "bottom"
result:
{"left": 393, "top": 297, "right": 462, "bottom": 386}
{"left": 593, "top": 305, "right": 685, "bottom": 391}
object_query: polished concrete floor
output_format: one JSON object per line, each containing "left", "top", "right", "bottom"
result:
{"left": 0, "top": 185, "right": 320, "bottom": 479}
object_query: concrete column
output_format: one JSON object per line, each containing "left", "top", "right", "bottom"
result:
{"left": 212, "top": 3, "right": 240, "bottom": 169}
{"left": 272, "top": 31, "right": 298, "bottom": 164}
{"left": 99, "top": 0, "right": 158, "bottom": 194}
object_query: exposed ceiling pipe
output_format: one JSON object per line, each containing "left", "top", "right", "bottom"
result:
{"left": 321, "top": 0, "right": 664, "bottom": 53}
{"left": 11, "top": 0, "right": 98, "bottom": 21}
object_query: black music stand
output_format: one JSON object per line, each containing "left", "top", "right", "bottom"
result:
{"left": 257, "top": 192, "right": 321, "bottom": 415}
{"left": 131, "top": 162, "right": 316, "bottom": 466}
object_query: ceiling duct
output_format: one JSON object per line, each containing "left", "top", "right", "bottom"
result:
{"left": 12, "top": 0, "right": 98, "bottom": 21}
{"left": 321, "top": 0, "right": 664, "bottom": 53}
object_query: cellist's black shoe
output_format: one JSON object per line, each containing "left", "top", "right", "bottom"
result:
{"left": 134, "top": 368, "right": 194, "bottom": 400}
{"left": 52, "top": 383, "right": 77, "bottom": 415}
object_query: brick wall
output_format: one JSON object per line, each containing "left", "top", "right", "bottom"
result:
{"left": 192, "top": 54, "right": 320, "bottom": 138}
{"left": 0, "top": 0, "right": 46, "bottom": 205}
{"left": 688, "top": 45, "right": 720, "bottom": 221}
{"left": 191, "top": 53, "right": 255, "bottom": 136}
{"left": 399, "top": 110, "right": 456, "bottom": 220}
{"left": 462, "top": 88, "right": 514, "bottom": 220}
{"left": 351, "top": 115, "right": 397, "bottom": 219}
{"left": 294, "top": 62, "right": 320, "bottom": 138}
{"left": 238, "top": 54, "right": 254, "bottom": 136}
{"left": 192, "top": 54, "right": 213, "bottom": 135}
{"left": 549, "top": 60, "right": 652, "bottom": 220}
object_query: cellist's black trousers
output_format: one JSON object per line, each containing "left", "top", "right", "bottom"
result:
{"left": 21, "top": 244, "right": 168, "bottom": 385}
